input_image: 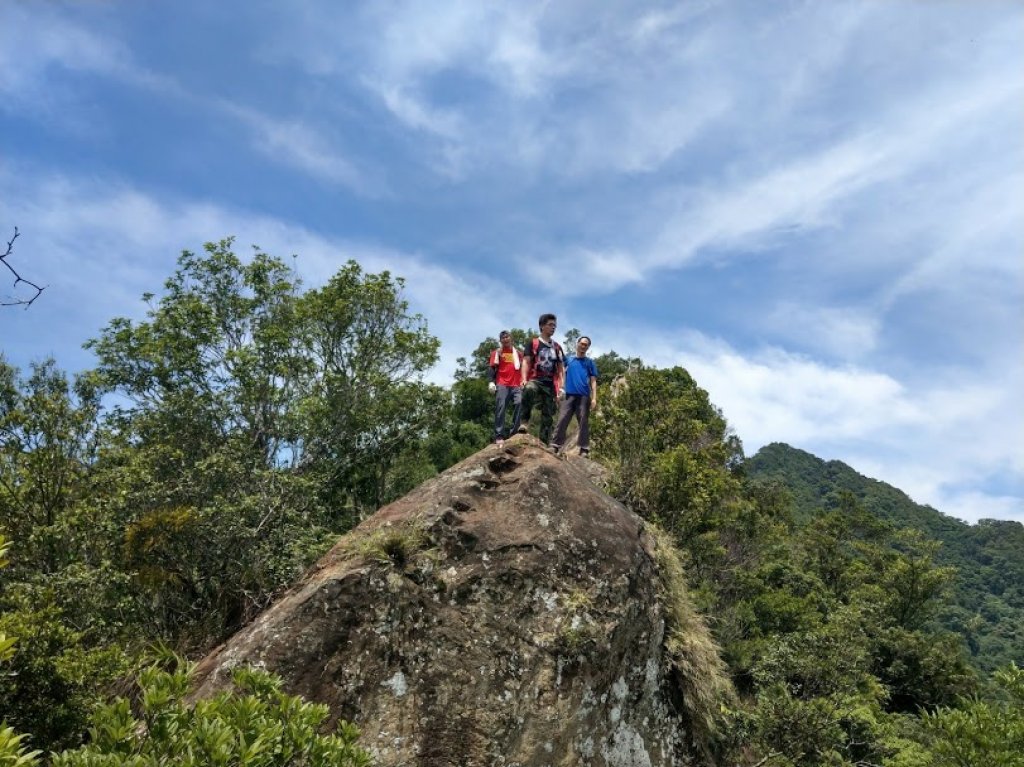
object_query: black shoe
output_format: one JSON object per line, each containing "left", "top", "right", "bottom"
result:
{"left": 579, "top": 448, "right": 590, "bottom": 457}
{"left": 517, "top": 424, "right": 529, "bottom": 434}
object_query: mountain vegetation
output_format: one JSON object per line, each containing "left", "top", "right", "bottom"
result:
{"left": 1, "top": 240, "right": 1020, "bottom": 765}
{"left": 747, "top": 443, "right": 1024, "bottom": 676}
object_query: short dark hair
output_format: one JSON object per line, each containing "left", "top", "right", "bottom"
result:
{"left": 499, "top": 329, "right": 511, "bottom": 339}
{"left": 578, "top": 336, "right": 591, "bottom": 345}
{"left": 538, "top": 313, "right": 557, "bottom": 329}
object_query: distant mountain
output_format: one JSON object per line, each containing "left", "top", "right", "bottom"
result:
{"left": 746, "top": 442, "right": 1024, "bottom": 674}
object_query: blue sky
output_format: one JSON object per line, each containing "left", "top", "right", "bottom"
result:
{"left": 1, "top": 1, "right": 1021, "bottom": 524}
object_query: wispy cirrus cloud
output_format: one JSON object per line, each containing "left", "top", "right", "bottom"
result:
{"left": 538, "top": 62, "right": 1023, "bottom": 297}
{"left": 220, "top": 102, "right": 388, "bottom": 195}
{"left": 0, "top": 3, "right": 382, "bottom": 195}
{"left": 0, "top": 5, "right": 128, "bottom": 99}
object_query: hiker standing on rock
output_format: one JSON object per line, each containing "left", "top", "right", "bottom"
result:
{"left": 487, "top": 330, "right": 523, "bottom": 447}
{"left": 550, "top": 335, "right": 598, "bottom": 457}
{"left": 520, "top": 313, "right": 565, "bottom": 445}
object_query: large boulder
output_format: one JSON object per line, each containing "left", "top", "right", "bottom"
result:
{"left": 191, "top": 437, "right": 729, "bottom": 766}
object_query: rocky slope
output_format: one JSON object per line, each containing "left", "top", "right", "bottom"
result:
{"left": 192, "top": 437, "right": 728, "bottom": 766}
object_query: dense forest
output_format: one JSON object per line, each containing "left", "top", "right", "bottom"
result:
{"left": 747, "top": 443, "right": 1024, "bottom": 676}
{"left": 1, "top": 241, "right": 1021, "bottom": 765}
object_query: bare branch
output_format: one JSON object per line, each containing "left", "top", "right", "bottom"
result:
{"left": 1, "top": 227, "right": 46, "bottom": 308}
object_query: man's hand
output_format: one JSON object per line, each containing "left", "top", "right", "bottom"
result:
{"left": 488, "top": 382, "right": 497, "bottom": 394}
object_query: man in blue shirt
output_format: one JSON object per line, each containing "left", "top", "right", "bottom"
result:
{"left": 549, "top": 336, "right": 598, "bottom": 456}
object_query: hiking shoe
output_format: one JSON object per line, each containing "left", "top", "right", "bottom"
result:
{"left": 495, "top": 438, "right": 504, "bottom": 448}
{"left": 579, "top": 448, "right": 590, "bottom": 457}
{"left": 547, "top": 444, "right": 561, "bottom": 454}
{"left": 517, "top": 424, "right": 529, "bottom": 434}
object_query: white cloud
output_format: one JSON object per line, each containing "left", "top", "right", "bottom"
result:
{"left": 0, "top": 5, "right": 127, "bottom": 100}
{"left": 529, "top": 61, "right": 1023, "bottom": 315}
{"left": 763, "top": 303, "right": 880, "bottom": 360}
{"left": 583, "top": 319, "right": 1023, "bottom": 524}
{"left": 371, "top": 82, "right": 465, "bottom": 140}
{"left": 223, "top": 103, "right": 384, "bottom": 194}
{"left": 881, "top": 166, "right": 1024, "bottom": 309}
{"left": 0, "top": 4, "right": 383, "bottom": 194}
{"left": 0, "top": 166, "right": 521, "bottom": 384}
{"left": 549, "top": 248, "right": 645, "bottom": 294}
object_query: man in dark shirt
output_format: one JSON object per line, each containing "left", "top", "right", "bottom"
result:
{"left": 520, "top": 313, "right": 565, "bottom": 445}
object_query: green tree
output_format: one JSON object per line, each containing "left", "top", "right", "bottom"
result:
{"left": 591, "top": 366, "right": 750, "bottom": 586}
{"left": 85, "top": 240, "right": 309, "bottom": 469}
{"left": 295, "top": 260, "right": 439, "bottom": 515}
{"left": 0, "top": 358, "right": 101, "bottom": 579}
{"left": 0, "top": 536, "right": 42, "bottom": 767}
{"left": 0, "top": 601, "right": 129, "bottom": 752}
{"left": 592, "top": 366, "right": 742, "bottom": 511}
{"left": 919, "top": 663, "right": 1024, "bottom": 766}
{"left": 81, "top": 240, "right": 440, "bottom": 646}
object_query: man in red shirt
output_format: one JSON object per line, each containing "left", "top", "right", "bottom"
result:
{"left": 487, "top": 330, "right": 523, "bottom": 446}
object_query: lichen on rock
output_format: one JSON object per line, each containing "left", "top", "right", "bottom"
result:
{"left": 191, "top": 436, "right": 731, "bottom": 766}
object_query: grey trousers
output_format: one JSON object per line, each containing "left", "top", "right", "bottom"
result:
{"left": 494, "top": 384, "right": 522, "bottom": 439}
{"left": 551, "top": 394, "right": 591, "bottom": 451}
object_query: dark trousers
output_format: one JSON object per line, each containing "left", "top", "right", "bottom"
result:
{"left": 522, "top": 380, "right": 557, "bottom": 444}
{"left": 551, "top": 394, "right": 591, "bottom": 451}
{"left": 494, "top": 385, "right": 522, "bottom": 439}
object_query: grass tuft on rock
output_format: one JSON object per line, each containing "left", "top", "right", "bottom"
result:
{"left": 649, "top": 523, "right": 734, "bottom": 758}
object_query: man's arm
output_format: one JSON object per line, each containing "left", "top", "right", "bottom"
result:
{"left": 589, "top": 360, "right": 598, "bottom": 408}
{"left": 520, "top": 344, "right": 532, "bottom": 386}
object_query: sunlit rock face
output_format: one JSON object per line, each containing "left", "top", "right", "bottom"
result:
{"left": 192, "top": 437, "right": 704, "bottom": 766}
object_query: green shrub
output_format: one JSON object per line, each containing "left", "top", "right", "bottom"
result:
{"left": 51, "top": 663, "right": 372, "bottom": 767}
{"left": 0, "top": 603, "right": 130, "bottom": 752}
{"left": 920, "top": 663, "right": 1024, "bottom": 767}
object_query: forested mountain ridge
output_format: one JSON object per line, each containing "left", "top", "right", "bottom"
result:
{"left": 746, "top": 442, "right": 1024, "bottom": 674}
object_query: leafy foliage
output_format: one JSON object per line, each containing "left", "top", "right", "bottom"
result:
{"left": 69, "top": 240, "right": 443, "bottom": 647}
{"left": 0, "top": 358, "right": 101, "bottom": 579}
{"left": 0, "top": 601, "right": 130, "bottom": 751}
{"left": 48, "top": 663, "right": 371, "bottom": 767}
{"left": 0, "top": 724, "right": 40, "bottom": 767}
{"left": 920, "top": 663, "right": 1024, "bottom": 767}
{"left": 747, "top": 443, "right": 1024, "bottom": 675}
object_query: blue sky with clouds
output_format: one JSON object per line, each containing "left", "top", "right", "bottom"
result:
{"left": 2, "top": 1, "right": 1021, "bottom": 524}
